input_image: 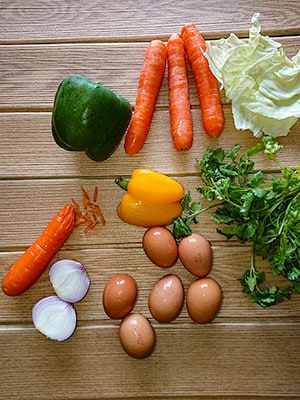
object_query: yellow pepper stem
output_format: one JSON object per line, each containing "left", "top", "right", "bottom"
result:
{"left": 115, "top": 176, "right": 129, "bottom": 191}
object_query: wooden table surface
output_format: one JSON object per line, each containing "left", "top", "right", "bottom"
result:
{"left": 0, "top": 1, "right": 299, "bottom": 399}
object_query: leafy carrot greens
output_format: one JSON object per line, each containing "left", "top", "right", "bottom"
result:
{"left": 173, "top": 137, "right": 300, "bottom": 307}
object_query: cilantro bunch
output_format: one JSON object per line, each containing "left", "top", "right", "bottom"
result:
{"left": 173, "top": 137, "right": 300, "bottom": 307}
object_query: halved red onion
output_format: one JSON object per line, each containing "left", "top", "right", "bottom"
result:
{"left": 49, "top": 259, "right": 90, "bottom": 303}
{"left": 32, "top": 295, "right": 76, "bottom": 341}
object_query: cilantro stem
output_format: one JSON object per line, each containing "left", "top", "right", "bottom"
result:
{"left": 277, "top": 191, "right": 300, "bottom": 236}
{"left": 197, "top": 201, "right": 224, "bottom": 215}
{"left": 250, "top": 244, "right": 259, "bottom": 293}
{"left": 208, "top": 179, "right": 243, "bottom": 210}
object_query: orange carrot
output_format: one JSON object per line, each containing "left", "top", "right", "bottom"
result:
{"left": 181, "top": 23, "right": 224, "bottom": 138}
{"left": 2, "top": 204, "right": 76, "bottom": 296}
{"left": 124, "top": 39, "right": 167, "bottom": 155}
{"left": 167, "top": 33, "right": 193, "bottom": 151}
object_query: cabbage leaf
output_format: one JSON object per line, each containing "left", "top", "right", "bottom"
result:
{"left": 205, "top": 13, "right": 300, "bottom": 137}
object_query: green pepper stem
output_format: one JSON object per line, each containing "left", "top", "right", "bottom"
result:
{"left": 115, "top": 176, "right": 129, "bottom": 191}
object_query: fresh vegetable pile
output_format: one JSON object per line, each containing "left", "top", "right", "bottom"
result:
{"left": 173, "top": 137, "right": 300, "bottom": 307}
{"left": 2, "top": 15, "right": 299, "bottom": 360}
{"left": 50, "top": 15, "right": 300, "bottom": 160}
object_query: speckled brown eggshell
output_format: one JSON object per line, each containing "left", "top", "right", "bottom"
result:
{"left": 102, "top": 274, "right": 138, "bottom": 319}
{"left": 119, "top": 313, "right": 156, "bottom": 359}
{"left": 148, "top": 274, "right": 184, "bottom": 323}
{"left": 186, "top": 277, "right": 222, "bottom": 324}
{"left": 142, "top": 226, "right": 178, "bottom": 268}
{"left": 178, "top": 233, "right": 212, "bottom": 277}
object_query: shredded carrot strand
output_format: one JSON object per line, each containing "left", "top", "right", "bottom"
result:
{"left": 93, "top": 186, "right": 99, "bottom": 203}
{"left": 84, "top": 220, "right": 99, "bottom": 234}
{"left": 71, "top": 185, "right": 105, "bottom": 233}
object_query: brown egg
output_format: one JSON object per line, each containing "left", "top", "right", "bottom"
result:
{"left": 186, "top": 277, "right": 222, "bottom": 324}
{"left": 148, "top": 274, "right": 184, "bottom": 322}
{"left": 178, "top": 233, "right": 212, "bottom": 277}
{"left": 143, "top": 226, "right": 178, "bottom": 268}
{"left": 119, "top": 313, "right": 156, "bottom": 359}
{"left": 102, "top": 274, "right": 138, "bottom": 319}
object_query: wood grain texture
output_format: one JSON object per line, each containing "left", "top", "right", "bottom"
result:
{"left": 0, "top": 1, "right": 299, "bottom": 399}
{"left": 0, "top": 112, "right": 299, "bottom": 179}
{"left": 0, "top": 0, "right": 300, "bottom": 43}
{"left": 0, "top": 324, "right": 299, "bottom": 399}
{"left": 1, "top": 38, "right": 300, "bottom": 110}
{"left": 1, "top": 245, "right": 300, "bottom": 324}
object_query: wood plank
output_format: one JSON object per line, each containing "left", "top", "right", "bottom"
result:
{"left": 1, "top": 246, "right": 299, "bottom": 323}
{"left": 0, "top": 0, "right": 299, "bottom": 44}
{"left": 1, "top": 38, "right": 299, "bottom": 110}
{"left": 0, "top": 323, "right": 299, "bottom": 399}
{"left": 0, "top": 111, "right": 299, "bottom": 179}
{"left": 1, "top": 174, "right": 300, "bottom": 248}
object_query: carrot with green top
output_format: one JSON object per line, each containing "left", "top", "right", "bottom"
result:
{"left": 2, "top": 204, "right": 76, "bottom": 296}
{"left": 167, "top": 33, "right": 193, "bottom": 151}
{"left": 181, "top": 23, "right": 224, "bottom": 138}
{"left": 124, "top": 40, "right": 167, "bottom": 155}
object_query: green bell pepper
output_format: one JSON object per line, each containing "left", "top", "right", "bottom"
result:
{"left": 52, "top": 75, "right": 132, "bottom": 161}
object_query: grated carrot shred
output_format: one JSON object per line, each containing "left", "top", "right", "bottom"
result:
{"left": 71, "top": 185, "right": 105, "bottom": 233}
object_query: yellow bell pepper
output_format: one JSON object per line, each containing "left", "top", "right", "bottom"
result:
{"left": 115, "top": 169, "right": 184, "bottom": 227}
{"left": 127, "top": 168, "right": 184, "bottom": 203}
{"left": 117, "top": 193, "right": 183, "bottom": 227}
